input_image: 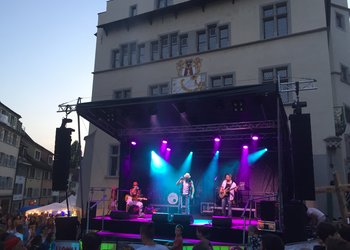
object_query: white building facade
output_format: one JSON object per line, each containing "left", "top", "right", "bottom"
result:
{"left": 0, "top": 102, "right": 22, "bottom": 214}
{"left": 82, "top": 0, "right": 350, "bottom": 216}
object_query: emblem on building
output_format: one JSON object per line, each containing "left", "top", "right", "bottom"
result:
{"left": 172, "top": 57, "right": 206, "bottom": 94}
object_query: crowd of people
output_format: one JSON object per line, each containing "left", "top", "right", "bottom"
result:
{"left": 0, "top": 213, "right": 56, "bottom": 250}
{"left": 1, "top": 208, "right": 350, "bottom": 250}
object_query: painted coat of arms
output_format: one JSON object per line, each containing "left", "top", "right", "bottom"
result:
{"left": 171, "top": 57, "right": 206, "bottom": 93}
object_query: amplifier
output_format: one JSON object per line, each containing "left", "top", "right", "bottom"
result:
{"left": 257, "top": 220, "right": 276, "bottom": 232}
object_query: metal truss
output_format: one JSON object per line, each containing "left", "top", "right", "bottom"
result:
{"left": 118, "top": 120, "right": 277, "bottom": 137}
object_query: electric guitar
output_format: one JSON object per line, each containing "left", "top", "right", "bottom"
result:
{"left": 125, "top": 194, "right": 148, "bottom": 202}
{"left": 218, "top": 184, "right": 241, "bottom": 199}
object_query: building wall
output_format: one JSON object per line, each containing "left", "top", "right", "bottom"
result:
{"left": 84, "top": 0, "right": 350, "bottom": 216}
{"left": 0, "top": 103, "right": 22, "bottom": 213}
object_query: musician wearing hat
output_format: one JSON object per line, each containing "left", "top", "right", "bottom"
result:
{"left": 176, "top": 173, "right": 195, "bottom": 215}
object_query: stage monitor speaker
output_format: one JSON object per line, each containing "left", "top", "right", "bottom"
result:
{"left": 110, "top": 210, "right": 130, "bottom": 219}
{"left": 152, "top": 213, "right": 170, "bottom": 223}
{"left": 55, "top": 217, "right": 78, "bottom": 240}
{"left": 52, "top": 127, "right": 72, "bottom": 191}
{"left": 259, "top": 201, "right": 277, "bottom": 221}
{"left": 290, "top": 114, "right": 315, "bottom": 200}
{"left": 172, "top": 214, "right": 193, "bottom": 225}
{"left": 212, "top": 216, "right": 232, "bottom": 228}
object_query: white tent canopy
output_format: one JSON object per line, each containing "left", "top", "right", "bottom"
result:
{"left": 25, "top": 195, "right": 78, "bottom": 216}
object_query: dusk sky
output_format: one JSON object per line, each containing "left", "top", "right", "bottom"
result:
{"left": 0, "top": 1, "right": 106, "bottom": 152}
{"left": 1, "top": 1, "right": 349, "bottom": 153}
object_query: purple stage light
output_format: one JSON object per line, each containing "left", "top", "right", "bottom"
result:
{"left": 214, "top": 137, "right": 221, "bottom": 142}
{"left": 162, "top": 140, "right": 168, "bottom": 144}
{"left": 252, "top": 135, "right": 259, "bottom": 141}
{"left": 166, "top": 148, "right": 171, "bottom": 151}
{"left": 243, "top": 145, "right": 248, "bottom": 149}
{"left": 131, "top": 141, "right": 137, "bottom": 146}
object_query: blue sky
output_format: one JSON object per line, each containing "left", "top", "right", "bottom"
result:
{"left": 0, "top": 1, "right": 106, "bottom": 152}
{"left": 1, "top": 1, "right": 349, "bottom": 153}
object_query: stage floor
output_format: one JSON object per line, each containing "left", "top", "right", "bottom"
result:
{"left": 89, "top": 213, "right": 259, "bottom": 245}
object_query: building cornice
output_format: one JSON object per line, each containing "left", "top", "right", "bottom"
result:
{"left": 97, "top": 0, "right": 229, "bottom": 35}
{"left": 330, "top": 3, "right": 350, "bottom": 13}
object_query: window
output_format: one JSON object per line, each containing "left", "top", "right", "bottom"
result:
{"left": 0, "top": 177, "right": 13, "bottom": 190}
{"left": 345, "top": 105, "right": 350, "bottom": 124}
{"left": 28, "top": 168, "right": 35, "bottom": 179}
{"left": 130, "top": 5, "right": 137, "bottom": 17}
{"left": 34, "top": 150, "right": 41, "bottom": 161}
{"left": 121, "top": 45, "right": 129, "bottom": 66}
{"left": 336, "top": 12, "right": 345, "bottom": 30}
{"left": 27, "top": 188, "right": 33, "bottom": 197}
{"left": 35, "top": 169, "right": 42, "bottom": 180}
{"left": 197, "top": 31, "right": 206, "bottom": 52}
{"left": 157, "top": 0, "right": 169, "bottom": 8}
{"left": 42, "top": 188, "right": 47, "bottom": 196}
{"left": 9, "top": 155, "right": 15, "bottom": 168}
{"left": 170, "top": 33, "right": 178, "bottom": 57}
{"left": 219, "top": 25, "right": 229, "bottom": 48}
{"left": 130, "top": 43, "right": 137, "bottom": 65}
{"left": 210, "top": 74, "right": 235, "bottom": 88}
{"left": 138, "top": 44, "right": 145, "bottom": 63}
{"left": 114, "top": 89, "right": 131, "bottom": 99}
{"left": 112, "top": 49, "right": 120, "bottom": 68}
{"left": 151, "top": 41, "right": 159, "bottom": 61}
{"left": 12, "top": 134, "right": 17, "bottom": 146}
{"left": 208, "top": 25, "right": 217, "bottom": 50}
{"left": 160, "top": 36, "right": 169, "bottom": 59}
{"left": 149, "top": 83, "right": 169, "bottom": 96}
{"left": 341, "top": 64, "right": 349, "bottom": 83}
{"left": 262, "top": 66, "right": 292, "bottom": 104}
{"left": 48, "top": 155, "right": 53, "bottom": 165}
{"left": 108, "top": 144, "right": 119, "bottom": 177}
{"left": 262, "top": 2, "right": 288, "bottom": 39}
{"left": 179, "top": 34, "right": 188, "bottom": 55}
{"left": 33, "top": 188, "right": 40, "bottom": 198}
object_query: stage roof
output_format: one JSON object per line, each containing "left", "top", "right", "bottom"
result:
{"left": 76, "top": 83, "right": 284, "bottom": 156}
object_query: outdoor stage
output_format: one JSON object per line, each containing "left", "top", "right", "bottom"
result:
{"left": 89, "top": 213, "right": 259, "bottom": 246}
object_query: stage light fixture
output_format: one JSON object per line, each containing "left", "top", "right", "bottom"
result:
{"left": 166, "top": 148, "right": 171, "bottom": 151}
{"left": 252, "top": 135, "right": 259, "bottom": 141}
{"left": 243, "top": 145, "right": 248, "bottom": 149}
{"left": 214, "top": 137, "right": 221, "bottom": 142}
{"left": 162, "top": 140, "right": 168, "bottom": 144}
{"left": 131, "top": 141, "right": 137, "bottom": 146}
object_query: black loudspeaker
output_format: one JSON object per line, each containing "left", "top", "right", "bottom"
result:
{"left": 172, "top": 214, "right": 194, "bottom": 225}
{"left": 110, "top": 210, "right": 130, "bottom": 219}
{"left": 284, "top": 201, "right": 307, "bottom": 243}
{"left": 152, "top": 213, "right": 170, "bottom": 223}
{"left": 259, "top": 201, "right": 277, "bottom": 221}
{"left": 55, "top": 217, "right": 78, "bottom": 240}
{"left": 52, "top": 127, "right": 72, "bottom": 191}
{"left": 290, "top": 114, "right": 315, "bottom": 200}
{"left": 212, "top": 216, "right": 232, "bottom": 228}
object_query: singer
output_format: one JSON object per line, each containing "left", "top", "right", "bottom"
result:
{"left": 126, "top": 181, "right": 144, "bottom": 217}
{"left": 176, "top": 173, "right": 195, "bottom": 215}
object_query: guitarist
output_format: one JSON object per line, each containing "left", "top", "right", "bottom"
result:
{"left": 126, "top": 181, "right": 144, "bottom": 217}
{"left": 219, "top": 174, "right": 237, "bottom": 217}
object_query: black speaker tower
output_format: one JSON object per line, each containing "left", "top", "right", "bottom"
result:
{"left": 52, "top": 118, "right": 74, "bottom": 191}
{"left": 289, "top": 113, "right": 315, "bottom": 200}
